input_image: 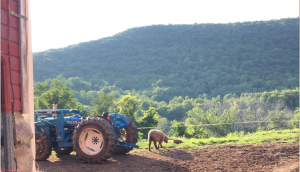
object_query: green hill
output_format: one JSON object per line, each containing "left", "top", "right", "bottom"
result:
{"left": 33, "top": 18, "right": 299, "bottom": 102}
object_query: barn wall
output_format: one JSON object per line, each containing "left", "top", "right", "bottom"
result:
{"left": 1, "top": 0, "right": 22, "bottom": 111}
{"left": 1, "top": 0, "right": 35, "bottom": 171}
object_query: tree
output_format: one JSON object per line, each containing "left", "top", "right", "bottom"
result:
{"left": 137, "top": 107, "right": 160, "bottom": 138}
{"left": 185, "top": 107, "right": 208, "bottom": 138}
{"left": 291, "top": 107, "right": 299, "bottom": 128}
{"left": 117, "top": 95, "right": 141, "bottom": 122}
{"left": 267, "top": 109, "right": 292, "bottom": 130}
{"left": 90, "top": 93, "right": 116, "bottom": 116}
{"left": 137, "top": 107, "right": 160, "bottom": 127}
{"left": 169, "top": 120, "right": 186, "bottom": 137}
{"left": 34, "top": 79, "right": 83, "bottom": 110}
{"left": 34, "top": 82, "right": 49, "bottom": 97}
{"left": 157, "top": 117, "right": 169, "bottom": 134}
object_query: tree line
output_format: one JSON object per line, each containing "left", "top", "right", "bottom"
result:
{"left": 34, "top": 78, "right": 299, "bottom": 138}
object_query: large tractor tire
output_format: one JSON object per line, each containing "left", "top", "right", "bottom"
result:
{"left": 114, "top": 115, "right": 138, "bottom": 155}
{"left": 53, "top": 147, "right": 73, "bottom": 155}
{"left": 72, "top": 117, "right": 117, "bottom": 163}
{"left": 35, "top": 131, "right": 52, "bottom": 161}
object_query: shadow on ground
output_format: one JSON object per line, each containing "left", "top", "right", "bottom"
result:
{"left": 150, "top": 148, "right": 194, "bottom": 160}
{"left": 38, "top": 153, "right": 190, "bottom": 172}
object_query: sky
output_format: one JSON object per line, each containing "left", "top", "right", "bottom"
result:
{"left": 31, "top": 0, "right": 299, "bottom": 52}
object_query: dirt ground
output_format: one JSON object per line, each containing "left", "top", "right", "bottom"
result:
{"left": 38, "top": 142, "right": 299, "bottom": 172}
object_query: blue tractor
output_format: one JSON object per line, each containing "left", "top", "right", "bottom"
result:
{"left": 34, "top": 103, "right": 139, "bottom": 163}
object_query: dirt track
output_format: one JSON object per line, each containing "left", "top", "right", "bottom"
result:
{"left": 38, "top": 142, "right": 299, "bottom": 172}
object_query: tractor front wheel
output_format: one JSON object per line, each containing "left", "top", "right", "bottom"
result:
{"left": 53, "top": 147, "right": 73, "bottom": 155}
{"left": 35, "top": 131, "right": 52, "bottom": 161}
{"left": 72, "top": 117, "right": 117, "bottom": 163}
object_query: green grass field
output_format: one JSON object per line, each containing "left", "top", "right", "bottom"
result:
{"left": 50, "top": 128, "right": 299, "bottom": 156}
{"left": 137, "top": 128, "right": 299, "bottom": 150}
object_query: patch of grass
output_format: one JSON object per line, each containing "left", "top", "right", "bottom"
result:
{"left": 136, "top": 128, "right": 299, "bottom": 150}
{"left": 48, "top": 129, "right": 298, "bottom": 156}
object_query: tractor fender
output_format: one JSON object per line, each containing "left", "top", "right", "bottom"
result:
{"left": 108, "top": 114, "right": 129, "bottom": 130}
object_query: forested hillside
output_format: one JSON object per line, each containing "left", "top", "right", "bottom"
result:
{"left": 33, "top": 18, "right": 299, "bottom": 102}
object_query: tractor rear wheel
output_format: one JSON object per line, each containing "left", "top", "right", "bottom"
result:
{"left": 35, "top": 131, "right": 52, "bottom": 161}
{"left": 114, "top": 115, "right": 138, "bottom": 155}
{"left": 53, "top": 147, "right": 73, "bottom": 155}
{"left": 72, "top": 117, "right": 117, "bottom": 163}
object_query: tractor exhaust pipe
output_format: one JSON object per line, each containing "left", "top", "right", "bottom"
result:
{"left": 53, "top": 101, "right": 58, "bottom": 111}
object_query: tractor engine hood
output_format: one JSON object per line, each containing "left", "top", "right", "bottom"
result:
{"left": 35, "top": 114, "right": 82, "bottom": 127}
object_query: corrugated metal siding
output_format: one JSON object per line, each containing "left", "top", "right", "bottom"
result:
{"left": 1, "top": 0, "right": 21, "bottom": 111}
